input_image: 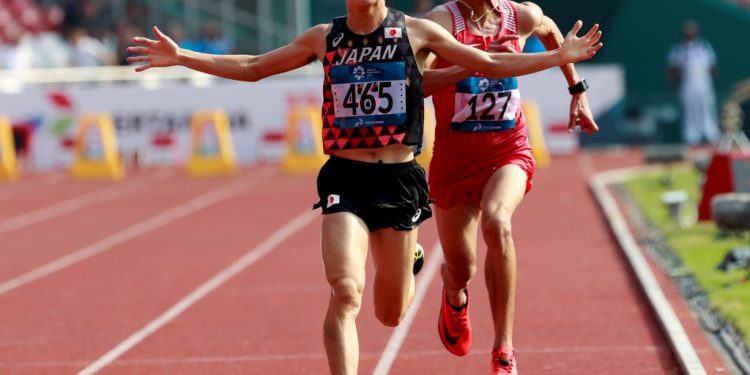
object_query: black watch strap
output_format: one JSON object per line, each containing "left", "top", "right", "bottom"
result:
{"left": 568, "top": 79, "right": 588, "bottom": 95}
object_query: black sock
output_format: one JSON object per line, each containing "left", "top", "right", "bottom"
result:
{"left": 449, "top": 302, "right": 466, "bottom": 312}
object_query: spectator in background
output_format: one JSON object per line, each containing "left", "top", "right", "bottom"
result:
{"left": 66, "top": 26, "right": 115, "bottom": 67}
{"left": 122, "top": 0, "right": 148, "bottom": 35}
{"left": 0, "top": 0, "right": 69, "bottom": 70}
{"left": 200, "top": 21, "right": 232, "bottom": 54}
{"left": 62, "top": 0, "right": 99, "bottom": 36}
{"left": 115, "top": 22, "right": 143, "bottom": 65}
{"left": 111, "top": 1, "right": 147, "bottom": 66}
{"left": 175, "top": 21, "right": 233, "bottom": 55}
{"left": 0, "top": 23, "right": 30, "bottom": 70}
{"left": 668, "top": 20, "right": 720, "bottom": 146}
{"left": 20, "top": 29, "right": 71, "bottom": 69}
{"left": 166, "top": 24, "right": 205, "bottom": 54}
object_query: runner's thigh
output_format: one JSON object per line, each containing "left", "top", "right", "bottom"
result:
{"left": 321, "top": 212, "right": 370, "bottom": 285}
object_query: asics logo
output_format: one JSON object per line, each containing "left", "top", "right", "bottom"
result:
{"left": 332, "top": 33, "right": 345, "bottom": 47}
{"left": 411, "top": 209, "right": 422, "bottom": 223}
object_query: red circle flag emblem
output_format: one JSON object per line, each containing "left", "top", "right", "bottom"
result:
{"left": 326, "top": 194, "right": 340, "bottom": 208}
{"left": 385, "top": 27, "right": 401, "bottom": 39}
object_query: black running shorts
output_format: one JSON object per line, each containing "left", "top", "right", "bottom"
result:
{"left": 314, "top": 155, "right": 432, "bottom": 231}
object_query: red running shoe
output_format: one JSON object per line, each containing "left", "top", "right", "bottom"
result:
{"left": 491, "top": 345, "right": 517, "bottom": 375}
{"left": 437, "top": 286, "right": 471, "bottom": 356}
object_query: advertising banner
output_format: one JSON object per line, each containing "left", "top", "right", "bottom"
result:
{"left": 0, "top": 65, "right": 623, "bottom": 170}
{"left": 0, "top": 78, "right": 321, "bottom": 170}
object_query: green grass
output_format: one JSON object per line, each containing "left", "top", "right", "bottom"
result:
{"left": 623, "top": 168, "right": 750, "bottom": 347}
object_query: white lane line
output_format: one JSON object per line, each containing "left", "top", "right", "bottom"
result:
{"left": 576, "top": 152, "right": 596, "bottom": 179}
{"left": 0, "top": 171, "right": 173, "bottom": 236}
{"left": 76, "top": 209, "right": 318, "bottom": 375}
{"left": 1, "top": 344, "right": 671, "bottom": 369}
{"left": 373, "top": 243, "right": 443, "bottom": 375}
{"left": 590, "top": 166, "right": 707, "bottom": 375}
{"left": 0, "top": 168, "right": 274, "bottom": 297}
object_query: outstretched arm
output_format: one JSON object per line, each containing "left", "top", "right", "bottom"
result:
{"left": 411, "top": 16, "right": 601, "bottom": 79}
{"left": 421, "top": 63, "right": 470, "bottom": 98}
{"left": 420, "top": 6, "right": 474, "bottom": 97}
{"left": 127, "top": 25, "right": 325, "bottom": 81}
{"left": 519, "top": 2, "right": 598, "bottom": 133}
{"left": 421, "top": 36, "right": 518, "bottom": 97}
{"left": 421, "top": 5, "right": 518, "bottom": 97}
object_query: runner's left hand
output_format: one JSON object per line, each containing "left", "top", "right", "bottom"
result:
{"left": 568, "top": 92, "right": 598, "bottom": 134}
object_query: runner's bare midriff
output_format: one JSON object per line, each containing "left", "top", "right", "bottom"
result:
{"left": 331, "top": 144, "right": 415, "bottom": 163}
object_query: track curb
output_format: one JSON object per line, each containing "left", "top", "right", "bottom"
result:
{"left": 590, "top": 165, "right": 707, "bottom": 375}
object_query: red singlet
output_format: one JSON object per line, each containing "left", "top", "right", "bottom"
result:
{"left": 429, "top": 0, "right": 535, "bottom": 209}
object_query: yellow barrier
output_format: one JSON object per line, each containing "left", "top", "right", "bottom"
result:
{"left": 415, "top": 105, "right": 436, "bottom": 168}
{"left": 0, "top": 116, "right": 19, "bottom": 181}
{"left": 70, "top": 114, "right": 124, "bottom": 180}
{"left": 522, "top": 101, "right": 551, "bottom": 169}
{"left": 281, "top": 105, "right": 327, "bottom": 173}
{"left": 186, "top": 110, "right": 238, "bottom": 177}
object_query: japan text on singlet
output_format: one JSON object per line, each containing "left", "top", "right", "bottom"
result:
{"left": 321, "top": 9, "right": 423, "bottom": 154}
{"left": 433, "top": 0, "right": 525, "bottom": 134}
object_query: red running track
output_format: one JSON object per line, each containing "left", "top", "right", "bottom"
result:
{"left": 0, "top": 150, "right": 728, "bottom": 374}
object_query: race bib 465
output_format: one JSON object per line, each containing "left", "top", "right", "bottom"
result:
{"left": 330, "top": 62, "right": 407, "bottom": 129}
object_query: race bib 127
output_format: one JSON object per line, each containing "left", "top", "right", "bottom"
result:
{"left": 451, "top": 76, "right": 520, "bottom": 132}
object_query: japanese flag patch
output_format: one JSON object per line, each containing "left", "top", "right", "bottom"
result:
{"left": 385, "top": 27, "right": 402, "bottom": 39}
{"left": 327, "top": 194, "right": 340, "bottom": 208}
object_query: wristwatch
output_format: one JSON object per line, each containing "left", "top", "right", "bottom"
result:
{"left": 568, "top": 79, "right": 588, "bottom": 95}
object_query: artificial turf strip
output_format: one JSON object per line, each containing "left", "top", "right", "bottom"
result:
{"left": 623, "top": 168, "right": 750, "bottom": 348}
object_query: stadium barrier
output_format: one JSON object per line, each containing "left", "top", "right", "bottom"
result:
{"left": 70, "top": 114, "right": 124, "bottom": 180}
{"left": 0, "top": 116, "right": 19, "bottom": 180}
{"left": 186, "top": 110, "right": 238, "bottom": 177}
{"left": 281, "top": 102, "right": 327, "bottom": 173}
{"left": 414, "top": 104, "right": 435, "bottom": 168}
{"left": 522, "top": 101, "right": 551, "bottom": 169}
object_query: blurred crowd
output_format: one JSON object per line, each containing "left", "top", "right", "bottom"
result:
{"left": 1, "top": 0, "right": 748, "bottom": 71}
{"left": 0, "top": 0, "right": 234, "bottom": 70}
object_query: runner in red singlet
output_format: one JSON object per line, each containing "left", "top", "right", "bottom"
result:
{"left": 422, "top": 1, "right": 600, "bottom": 373}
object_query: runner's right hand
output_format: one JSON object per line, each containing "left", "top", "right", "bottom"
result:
{"left": 127, "top": 26, "right": 180, "bottom": 72}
